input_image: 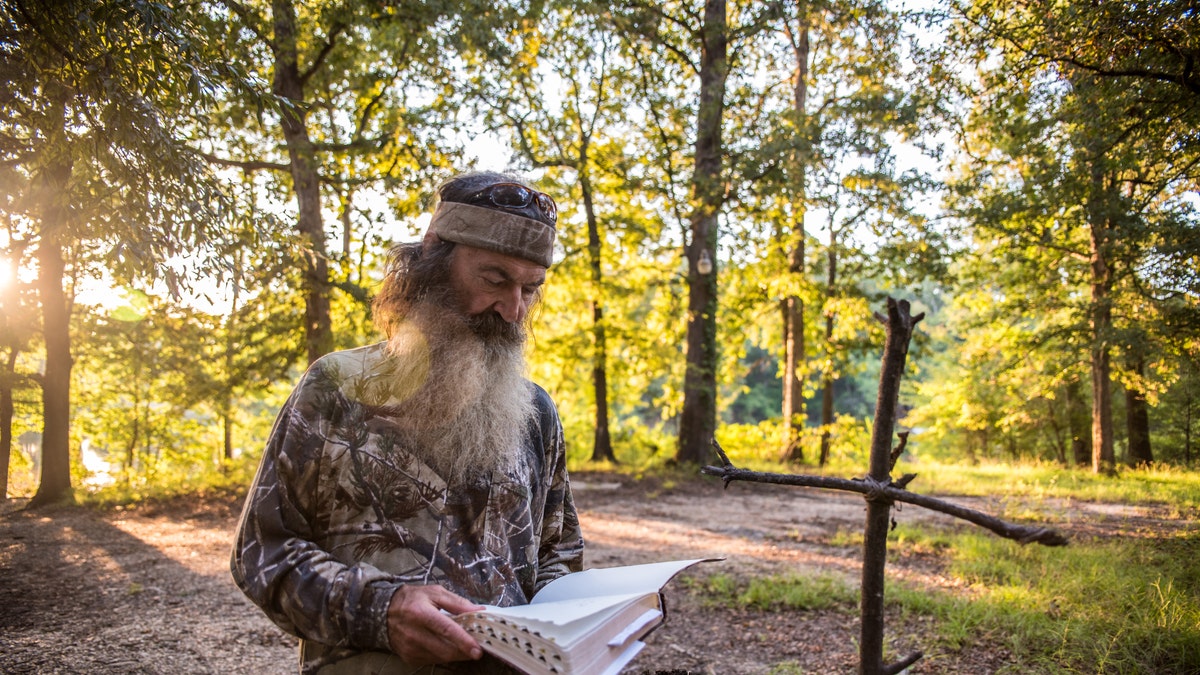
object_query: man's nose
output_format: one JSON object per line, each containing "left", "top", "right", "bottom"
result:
{"left": 493, "top": 287, "right": 525, "bottom": 324}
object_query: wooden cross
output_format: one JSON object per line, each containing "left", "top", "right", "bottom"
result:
{"left": 702, "top": 297, "right": 1068, "bottom": 675}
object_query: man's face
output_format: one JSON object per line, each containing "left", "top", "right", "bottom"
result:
{"left": 446, "top": 244, "right": 546, "bottom": 333}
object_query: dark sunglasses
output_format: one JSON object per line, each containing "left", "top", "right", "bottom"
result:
{"left": 467, "top": 182, "right": 558, "bottom": 225}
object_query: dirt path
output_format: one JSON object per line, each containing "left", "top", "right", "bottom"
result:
{"left": 1, "top": 472, "right": 1189, "bottom": 674}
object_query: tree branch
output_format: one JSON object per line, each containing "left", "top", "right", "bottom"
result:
{"left": 192, "top": 148, "right": 290, "bottom": 173}
{"left": 218, "top": 0, "right": 274, "bottom": 51}
{"left": 700, "top": 462, "right": 1069, "bottom": 547}
{"left": 300, "top": 22, "right": 348, "bottom": 87}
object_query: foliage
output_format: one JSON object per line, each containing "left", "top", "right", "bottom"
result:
{"left": 915, "top": 0, "right": 1200, "bottom": 472}
{"left": 0, "top": 0, "right": 250, "bottom": 285}
{"left": 0, "top": 0, "right": 261, "bottom": 505}
{"left": 710, "top": 417, "right": 873, "bottom": 472}
{"left": 2, "top": 0, "right": 1199, "bottom": 504}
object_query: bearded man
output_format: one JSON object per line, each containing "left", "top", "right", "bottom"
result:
{"left": 231, "top": 172, "right": 585, "bottom": 675}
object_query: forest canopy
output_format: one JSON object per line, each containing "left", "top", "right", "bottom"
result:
{"left": 2, "top": 0, "right": 1197, "bottom": 504}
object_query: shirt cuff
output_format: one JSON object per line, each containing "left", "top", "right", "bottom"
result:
{"left": 352, "top": 580, "right": 403, "bottom": 651}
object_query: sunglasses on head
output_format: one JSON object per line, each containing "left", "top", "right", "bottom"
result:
{"left": 467, "top": 182, "right": 558, "bottom": 225}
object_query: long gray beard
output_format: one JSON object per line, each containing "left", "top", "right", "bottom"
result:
{"left": 382, "top": 299, "right": 534, "bottom": 485}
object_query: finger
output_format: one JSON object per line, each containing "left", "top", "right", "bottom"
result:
{"left": 424, "top": 585, "right": 486, "bottom": 615}
{"left": 423, "top": 608, "right": 483, "bottom": 660}
{"left": 388, "top": 586, "right": 483, "bottom": 664}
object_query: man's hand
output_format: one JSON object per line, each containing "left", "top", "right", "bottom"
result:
{"left": 386, "top": 585, "right": 485, "bottom": 667}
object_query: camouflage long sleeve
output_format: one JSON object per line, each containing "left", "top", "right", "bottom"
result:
{"left": 230, "top": 343, "right": 584, "bottom": 673}
{"left": 230, "top": 370, "right": 402, "bottom": 652}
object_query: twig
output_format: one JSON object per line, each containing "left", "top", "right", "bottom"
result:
{"left": 883, "top": 650, "right": 924, "bottom": 675}
{"left": 888, "top": 431, "right": 909, "bottom": 472}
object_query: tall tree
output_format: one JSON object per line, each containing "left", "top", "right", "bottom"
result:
{"left": 724, "top": 0, "right": 930, "bottom": 463}
{"left": 470, "top": 7, "right": 640, "bottom": 463}
{"left": 205, "top": 0, "right": 518, "bottom": 364}
{"left": 779, "top": 0, "right": 811, "bottom": 462}
{"left": 269, "top": 0, "right": 332, "bottom": 363}
{"left": 942, "top": 0, "right": 1200, "bottom": 473}
{"left": 1, "top": 0, "right": 242, "bottom": 506}
{"left": 677, "top": 0, "right": 729, "bottom": 464}
{"left": 600, "top": 0, "right": 731, "bottom": 464}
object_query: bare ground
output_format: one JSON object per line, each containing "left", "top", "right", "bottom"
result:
{"left": 1, "top": 471, "right": 1192, "bottom": 675}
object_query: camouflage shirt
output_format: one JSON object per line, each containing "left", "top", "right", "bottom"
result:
{"left": 230, "top": 342, "right": 585, "bottom": 674}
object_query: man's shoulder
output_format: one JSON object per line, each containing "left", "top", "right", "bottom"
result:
{"left": 298, "top": 342, "right": 391, "bottom": 391}
{"left": 527, "top": 381, "right": 562, "bottom": 430}
{"left": 309, "top": 342, "right": 389, "bottom": 372}
{"left": 526, "top": 380, "right": 553, "bottom": 406}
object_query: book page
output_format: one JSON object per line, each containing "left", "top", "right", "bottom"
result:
{"left": 530, "top": 558, "right": 714, "bottom": 604}
{"left": 474, "top": 591, "right": 647, "bottom": 627}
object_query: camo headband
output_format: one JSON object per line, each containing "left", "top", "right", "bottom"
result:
{"left": 428, "top": 201, "right": 556, "bottom": 267}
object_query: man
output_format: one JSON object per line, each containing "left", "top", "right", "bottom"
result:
{"left": 231, "top": 172, "right": 585, "bottom": 675}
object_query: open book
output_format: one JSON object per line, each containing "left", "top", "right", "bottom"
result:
{"left": 454, "top": 558, "right": 717, "bottom": 675}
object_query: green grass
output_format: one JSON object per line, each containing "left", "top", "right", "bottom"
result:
{"left": 695, "top": 524, "right": 1200, "bottom": 674}
{"left": 896, "top": 527, "right": 1200, "bottom": 673}
{"left": 689, "top": 570, "right": 859, "bottom": 612}
{"left": 890, "top": 459, "right": 1200, "bottom": 514}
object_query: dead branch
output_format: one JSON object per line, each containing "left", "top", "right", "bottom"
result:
{"left": 700, "top": 461, "right": 1069, "bottom": 547}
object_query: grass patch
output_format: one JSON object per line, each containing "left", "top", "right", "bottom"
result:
{"left": 887, "top": 532, "right": 1200, "bottom": 672}
{"left": 687, "top": 570, "right": 858, "bottom": 612}
{"left": 700, "top": 524, "right": 1200, "bottom": 674}
{"left": 894, "top": 459, "right": 1200, "bottom": 513}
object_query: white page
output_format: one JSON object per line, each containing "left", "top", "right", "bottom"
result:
{"left": 607, "top": 609, "right": 662, "bottom": 647}
{"left": 474, "top": 591, "right": 646, "bottom": 627}
{"left": 530, "top": 559, "right": 713, "bottom": 604}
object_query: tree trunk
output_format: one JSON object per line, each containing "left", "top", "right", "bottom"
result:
{"left": 677, "top": 0, "right": 727, "bottom": 465}
{"left": 780, "top": 1, "right": 810, "bottom": 463}
{"left": 819, "top": 328, "right": 834, "bottom": 465}
{"left": 581, "top": 170, "right": 615, "bottom": 463}
{"left": 29, "top": 83, "right": 75, "bottom": 508}
{"left": 1086, "top": 182, "right": 1115, "bottom": 474}
{"left": 1045, "top": 397, "right": 1067, "bottom": 464}
{"left": 273, "top": 0, "right": 333, "bottom": 365}
{"left": 1125, "top": 358, "right": 1153, "bottom": 466}
{"left": 859, "top": 298, "right": 923, "bottom": 675}
{"left": 819, "top": 224, "right": 837, "bottom": 466}
{"left": 125, "top": 407, "right": 141, "bottom": 474}
{"left": 1186, "top": 393, "right": 1193, "bottom": 468}
{"left": 1, "top": 350, "right": 15, "bottom": 499}
{"left": 1065, "top": 377, "right": 1091, "bottom": 466}
{"left": 782, "top": 294, "right": 805, "bottom": 461}
{"left": 30, "top": 235, "right": 73, "bottom": 507}
{"left": 222, "top": 271, "right": 240, "bottom": 465}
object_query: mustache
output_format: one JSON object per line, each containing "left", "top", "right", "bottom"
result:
{"left": 466, "top": 310, "right": 526, "bottom": 347}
